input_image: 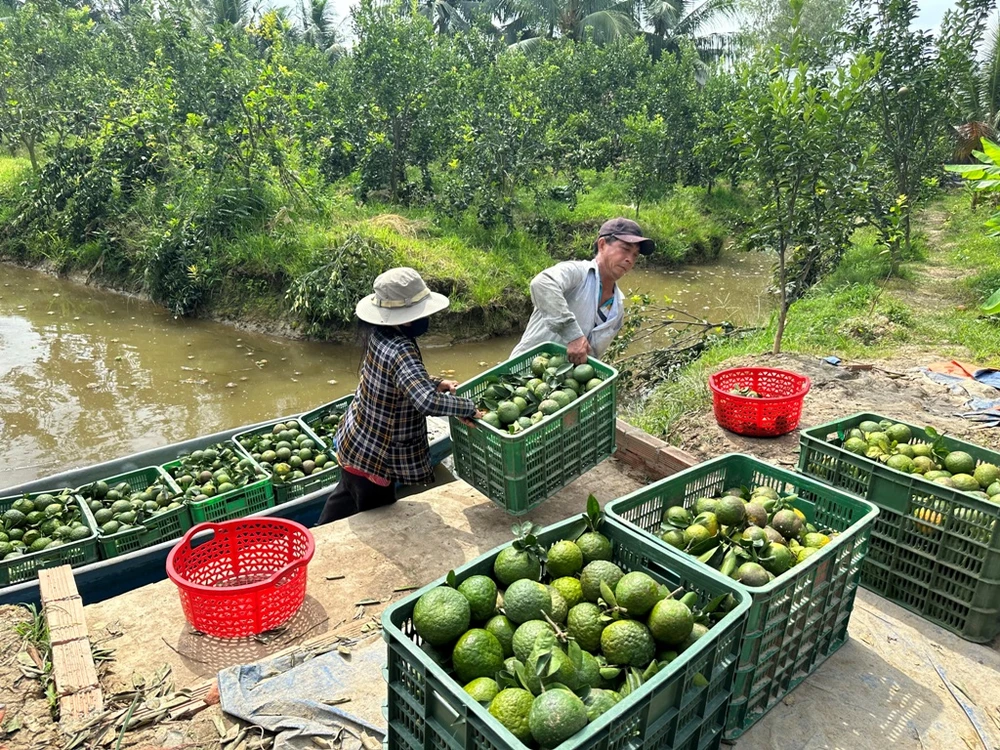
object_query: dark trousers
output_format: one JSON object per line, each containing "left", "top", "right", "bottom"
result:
{"left": 316, "top": 469, "right": 397, "bottom": 525}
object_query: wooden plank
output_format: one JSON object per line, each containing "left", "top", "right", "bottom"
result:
{"left": 38, "top": 565, "right": 105, "bottom": 723}
{"left": 45, "top": 596, "right": 88, "bottom": 645}
{"left": 38, "top": 565, "right": 79, "bottom": 602}
{"left": 52, "top": 640, "right": 99, "bottom": 695}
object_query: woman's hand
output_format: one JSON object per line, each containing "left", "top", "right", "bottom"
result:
{"left": 459, "top": 409, "right": 484, "bottom": 427}
{"left": 437, "top": 379, "right": 459, "bottom": 394}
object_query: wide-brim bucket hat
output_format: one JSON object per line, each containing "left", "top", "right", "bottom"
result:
{"left": 355, "top": 267, "right": 450, "bottom": 326}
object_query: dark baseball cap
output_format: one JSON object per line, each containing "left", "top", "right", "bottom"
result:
{"left": 597, "top": 217, "right": 656, "bottom": 255}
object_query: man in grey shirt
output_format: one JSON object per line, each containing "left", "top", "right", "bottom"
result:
{"left": 510, "top": 218, "right": 655, "bottom": 364}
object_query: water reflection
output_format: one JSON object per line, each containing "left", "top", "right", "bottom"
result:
{"left": 0, "top": 254, "right": 770, "bottom": 488}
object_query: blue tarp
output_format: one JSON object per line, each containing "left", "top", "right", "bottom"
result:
{"left": 218, "top": 645, "right": 386, "bottom": 750}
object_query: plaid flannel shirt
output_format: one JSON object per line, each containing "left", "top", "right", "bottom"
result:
{"left": 335, "top": 327, "right": 477, "bottom": 484}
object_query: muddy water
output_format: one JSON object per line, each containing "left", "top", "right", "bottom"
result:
{"left": 0, "top": 254, "right": 772, "bottom": 488}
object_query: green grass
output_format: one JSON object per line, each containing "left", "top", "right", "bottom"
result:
{"left": 526, "top": 177, "right": 733, "bottom": 263}
{"left": 629, "top": 192, "right": 1000, "bottom": 441}
{"left": 0, "top": 155, "right": 739, "bottom": 336}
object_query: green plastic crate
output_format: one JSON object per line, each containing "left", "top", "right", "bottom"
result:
{"left": 798, "top": 411, "right": 1000, "bottom": 643}
{"left": 162, "top": 454, "right": 273, "bottom": 525}
{"left": 0, "top": 488, "right": 99, "bottom": 586}
{"left": 605, "top": 454, "right": 878, "bottom": 739}
{"left": 382, "top": 515, "right": 751, "bottom": 750}
{"left": 77, "top": 466, "right": 193, "bottom": 559}
{"left": 301, "top": 395, "right": 352, "bottom": 452}
{"left": 232, "top": 418, "right": 341, "bottom": 505}
{"left": 449, "top": 343, "right": 618, "bottom": 515}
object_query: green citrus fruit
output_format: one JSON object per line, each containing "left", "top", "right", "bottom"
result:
{"left": 489, "top": 688, "right": 534, "bottom": 743}
{"left": 529, "top": 690, "right": 588, "bottom": 747}
{"left": 737, "top": 561, "right": 770, "bottom": 587}
{"left": 580, "top": 560, "right": 624, "bottom": 602}
{"left": 497, "top": 402, "right": 521, "bottom": 425}
{"left": 566, "top": 602, "right": 605, "bottom": 652}
{"left": 494, "top": 547, "right": 541, "bottom": 586}
{"left": 576, "top": 531, "right": 612, "bottom": 563}
{"left": 944, "top": 451, "right": 976, "bottom": 475}
{"left": 600, "top": 619, "right": 655, "bottom": 667}
{"left": 886, "top": 454, "right": 914, "bottom": 473}
{"left": 546, "top": 540, "right": 584, "bottom": 578}
{"left": 485, "top": 614, "right": 516, "bottom": 658}
{"left": 546, "top": 585, "right": 568, "bottom": 624}
{"left": 886, "top": 423, "right": 912, "bottom": 444}
{"left": 464, "top": 677, "right": 499, "bottom": 703}
{"left": 512, "top": 620, "right": 554, "bottom": 663}
{"left": 550, "top": 576, "right": 583, "bottom": 609}
{"left": 458, "top": 575, "right": 498, "bottom": 622}
{"left": 452, "top": 628, "right": 505, "bottom": 684}
{"left": 844, "top": 437, "right": 868, "bottom": 455}
{"left": 715, "top": 495, "right": 746, "bottom": 527}
{"left": 647, "top": 598, "right": 694, "bottom": 646}
{"left": 663, "top": 505, "right": 693, "bottom": 527}
{"left": 412, "top": 586, "right": 471, "bottom": 647}
{"left": 974, "top": 463, "right": 1000, "bottom": 489}
{"left": 504, "top": 579, "right": 553, "bottom": 624}
{"left": 614, "top": 571, "right": 660, "bottom": 617}
{"left": 951, "top": 473, "right": 981, "bottom": 492}
{"left": 583, "top": 688, "right": 622, "bottom": 722}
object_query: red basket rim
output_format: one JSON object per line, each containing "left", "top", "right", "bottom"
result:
{"left": 708, "top": 367, "right": 811, "bottom": 401}
{"left": 166, "top": 518, "right": 315, "bottom": 596}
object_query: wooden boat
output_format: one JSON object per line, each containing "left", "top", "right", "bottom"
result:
{"left": 0, "top": 416, "right": 452, "bottom": 607}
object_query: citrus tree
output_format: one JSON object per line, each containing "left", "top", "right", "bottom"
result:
{"left": 730, "top": 0, "right": 875, "bottom": 354}
{"left": 847, "top": 0, "right": 993, "bottom": 274}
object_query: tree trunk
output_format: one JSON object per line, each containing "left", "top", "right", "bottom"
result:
{"left": 25, "top": 138, "right": 38, "bottom": 172}
{"left": 773, "top": 298, "right": 787, "bottom": 354}
{"left": 772, "top": 243, "right": 787, "bottom": 354}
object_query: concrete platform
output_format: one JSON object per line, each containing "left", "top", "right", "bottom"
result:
{"left": 81, "top": 460, "right": 1000, "bottom": 749}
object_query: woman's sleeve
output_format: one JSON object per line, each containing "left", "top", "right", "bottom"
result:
{"left": 393, "top": 347, "right": 477, "bottom": 417}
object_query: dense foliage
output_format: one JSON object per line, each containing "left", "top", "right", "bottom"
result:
{"left": 0, "top": 0, "right": 993, "bottom": 335}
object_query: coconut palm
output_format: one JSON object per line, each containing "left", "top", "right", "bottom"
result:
{"left": 414, "top": 0, "right": 486, "bottom": 33}
{"left": 495, "top": 0, "right": 638, "bottom": 48}
{"left": 299, "top": 0, "right": 345, "bottom": 56}
{"left": 953, "top": 14, "right": 1000, "bottom": 161}
{"left": 641, "top": 0, "right": 736, "bottom": 60}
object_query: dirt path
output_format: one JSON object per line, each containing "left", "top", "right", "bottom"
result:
{"left": 671, "top": 201, "right": 1000, "bottom": 467}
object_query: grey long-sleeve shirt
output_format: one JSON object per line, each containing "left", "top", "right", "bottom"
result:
{"left": 510, "top": 259, "right": 624, "bottom": 359}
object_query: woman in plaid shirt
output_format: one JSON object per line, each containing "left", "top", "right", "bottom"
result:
{"left": 317, "top": 268, "right": 482, "bottom": 524}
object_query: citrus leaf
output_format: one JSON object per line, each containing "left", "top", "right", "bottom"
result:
{"left": 446, "top": 570, "right": 456, "bottom": 589}
{"left": 702, "top": 594, "right": 727, "bottom": 615}
{"left": 599, "top": 580, "right": 617, "bottom": 608}
{"left": 587, "top": 494, "right": 601, "bottom": 523}
{"left": 641, "top": 660, "right": 660, "bottom": 681}
{"left": 534, "top": 651, "right": 552, "bottom": 678}
{"left": 546, "top": 653, "right": 562, "bottom": 677}
{"left": 567, "top": 640, "right": 584, "bottom": 670}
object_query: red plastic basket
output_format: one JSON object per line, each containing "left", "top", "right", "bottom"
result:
{"left": 708, "top": 367, "right": 811, "bottom": 437}
{"left": 166, "top": 518, "right": 314, "bottom": 639}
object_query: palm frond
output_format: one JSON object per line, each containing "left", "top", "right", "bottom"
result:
{"left": 506, "top": 33, "right": 545, "bottom": 51}
{"left": 673, "top": 0, "right": 735, "bottom": 36}
{"left": 983, "top": 14, "right": 1000, "bottom": 124}
{"left": 576, "top": 9, "right": 636, "bottom": 42}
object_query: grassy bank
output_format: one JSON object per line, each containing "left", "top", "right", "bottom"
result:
{"left": 0, "top": 156, "right": 741, "bottom": 339}
{"left": 629, "top": 192, "right": 1000, "bottom": 441}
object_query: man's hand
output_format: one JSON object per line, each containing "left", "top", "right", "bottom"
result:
{"left": 459, "top": 409, "right": 485, "bottom": 427}
{"left": 437, "top": 379, "right": 459, "bottom": 394}
{"left": 566, "top": 336, "right": 591, "bottom": 365}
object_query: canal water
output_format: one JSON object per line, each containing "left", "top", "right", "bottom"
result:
{"left": 0, "top": 253, "right": 772, "bottom": 488}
